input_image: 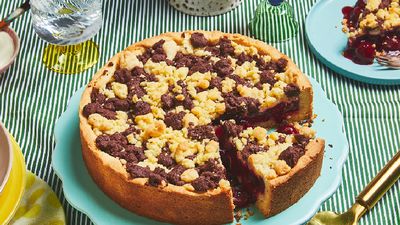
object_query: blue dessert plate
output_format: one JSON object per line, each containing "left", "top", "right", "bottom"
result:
{"left": 53, "top": 78, "right": 349, "bottom": 225}
{"left": 306, "top": 0, "right": 400, "bottom": 85}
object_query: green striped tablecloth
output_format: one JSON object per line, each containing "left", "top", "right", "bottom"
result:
{"left": 0, "top": 0, "right": 399, "bottom": 224}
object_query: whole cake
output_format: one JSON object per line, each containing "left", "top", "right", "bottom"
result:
{"left": 79, "top": 31, "right": 325, "bottom": 225}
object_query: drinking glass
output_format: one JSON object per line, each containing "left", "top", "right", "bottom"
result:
{"left": 30, "top": 0, "right": 102, "bottom": 74}
{"left": 249, "top": 0, "right": 299, "bottom": 43}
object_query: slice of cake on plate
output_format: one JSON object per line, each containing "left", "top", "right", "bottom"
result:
{"left": 342, "top": 0, "right": 400, "bottom": 64}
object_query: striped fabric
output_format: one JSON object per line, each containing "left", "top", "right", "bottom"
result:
{"left": 0, "top": 0, "right": 399, "bottom": 224}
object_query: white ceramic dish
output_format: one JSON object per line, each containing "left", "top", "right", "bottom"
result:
{"left": 0, "top": 27, "right": 20, "bottom": 74}
{"left": 169, "top": 0, "right": 242, "bottom": 16}
{"left": 0, "top": 121, "right": 12, "bottom": 193}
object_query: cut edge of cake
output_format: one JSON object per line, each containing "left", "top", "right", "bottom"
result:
{"left": 255, "top": 138, "right": 325, "bottom": 217}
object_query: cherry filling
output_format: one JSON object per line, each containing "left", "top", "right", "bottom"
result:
{"left": 215, "top": 121, "right": 303, "bottom": 209}
{"left": 243, "top": 98, "right": 299, "bottom": 124}
{"left": 216, "top": 126, "right": 265, "bottom": 208}
{"left": 222, "top": 148, "right": 265, "bottom": 208}
{"left": 343, "top": 39, "right": 376, "bottom": 65}
{"left": 342, "top": 0, "right": 365, "bottom": 29}
{"left": 215, "top": 98, "right": 299, "bottom": 128}
{"left": 342, "top": 1, "right": 400, "bottom": 65}
{"left": 214, "top": 99, "right": 300, "bottom": 208}
{"left": 276, "top": 124, "right": 298, "bottom": 135}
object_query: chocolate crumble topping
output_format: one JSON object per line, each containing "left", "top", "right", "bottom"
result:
{"left": 188, "top": 125, "right": 218, "bottom": 141}
{"left": 241, "top": 143, "right": 267, "bottom": 160}
{"left": 209, "top": 76, "right": 223, "bottom": 90}
{"left": 83, "top": 32, "right": 312, "bottom": 194}
{"left": 190, "top": 32, "right": 208, "bottom": 48}
{"left": 133, "top": 101, "right": 152, "bottom": 115}
{"left": 160, "top": 93, "right": 174, "bottom": 110}
{"left": 223, "top": 94, "right": 260, "bottom": 119}
{"left": 278, "top": 145, "right": 305, "bottom": 167}
{"left": 158, "top": 150, "right": 175, "bottom": 168}
{"left": 164, "top": 111, "right": 186, "bottom": 130}
{"left": 284, "top": 84, "right": 300, "bottom": 97}
{"left": 148, "top": 168, "right": 167, "bottom": 186}
{"left": 83, "top": 103, "right": 117, "bottom": 120}
{"left": 222, "top": 121, "right": 243, "bottom": 137}
{"left": 214, "top": 58, "right": 233, "bottom": 77}
{"left": 218, "top": 37, "right": 235, "bottom": 56}
{"left": 104, "top": 98, "right": 130, "bottom": 111}
{"left": 91, "top": 88, "right": 106, "bottom": 104}
{"left": 114, "top": 68, "right": 132, "bottom": 84}
{"left": 259, "top": 70, "right": 277, "bottom": 86}
{"left": 127, "top": 164, "right": 151, "bottom": 178}
{"left": 276, "top": 58, "right": 288, "bottom": 72}
{"left": 167, "top": 165, "right": 186, "bottom": 186}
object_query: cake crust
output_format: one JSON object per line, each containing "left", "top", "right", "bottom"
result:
{"left": 80, "top": 127, "right": 233, "bottom": 225}
{"left": 79, "top": 30, "right": 320, "bottom": 224}
{"left": 255, "top": 138, "right": 325, "bottom": 217}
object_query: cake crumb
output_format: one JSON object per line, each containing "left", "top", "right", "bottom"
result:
{"left": 243, "top": 208, "right": 255, "bottom": 220}
{"left": 234, "top": 210, "right": 242, "bottom": 222}
{"left": 246, "top": 207, "right": 254, "bottom": 216}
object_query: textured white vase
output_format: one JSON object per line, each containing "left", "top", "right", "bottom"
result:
{"left": 169, "top": 0, "right": 242, "bottom": 16}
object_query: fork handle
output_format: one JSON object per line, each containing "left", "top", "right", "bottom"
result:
{"left": 356, "top": 150, "right": 400, "bottom": 210}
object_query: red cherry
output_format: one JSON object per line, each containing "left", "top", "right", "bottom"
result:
{"left": 342, "top": 6, "right": 354, "bottom": 18}
{"left": 350, "top": 7, "right": 362, "bottom": 24}
{"left": 214, "top": 126, "right": 224, "bottom": 139}
{"left": 356, "top": 41, "right": 375, "bottom": 57}
{"left": 382, "top": 34, "right": 400, "bottom": 51}
{"left": 233, "top": 189, "right": 251, "bottom": 208}
{"left": 343, "top": 48, "right": 355, "bottom": 60}
{"left": 353, "top": 40, "right": 375, "bottom": 65}
{"left": 242, "top": 122, "right": 253, "bottom": 129}
{"left": 277, "top": 125, "right": 299, "bottom": 134}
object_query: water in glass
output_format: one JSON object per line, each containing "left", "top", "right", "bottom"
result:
{"left": 30, "top": 0, "right": 102, "bottom": 45}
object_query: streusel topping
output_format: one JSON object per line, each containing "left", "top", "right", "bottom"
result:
{"left": 343, "top": 0, "right": 400, "bottom": 38}
{"left": 82, "top": 32, "right": 304, "bottom": 192}
{"left": 221, "top": 120, "right": 315, "bottom": 180}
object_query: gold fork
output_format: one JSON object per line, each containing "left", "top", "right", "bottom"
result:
{"left": 307, "top": 150, "right": 400, "bottom": 225}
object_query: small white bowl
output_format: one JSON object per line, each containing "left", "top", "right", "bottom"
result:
{"left": 0, "top": 121, "right": 13, "bottom": 193}
{"left": 0, "top": 27, "right": 20, "bottom": 74}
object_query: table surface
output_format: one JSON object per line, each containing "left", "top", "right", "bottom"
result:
{"left": 0, "top": 0, "right": 399, "bottom": 225}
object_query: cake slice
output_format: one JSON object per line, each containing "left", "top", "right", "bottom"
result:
{"left": 218, "top": 120, "right": 325, "bottom": 217}
{"left": 342, "top": 0, "right": 400, "bottom": 64}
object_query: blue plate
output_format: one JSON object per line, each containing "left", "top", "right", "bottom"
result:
{"left": 53, "top": 78, "right": 349, "bottom": 225}
{"left": 306, "top": 0, "right": 400, "bottom": 85}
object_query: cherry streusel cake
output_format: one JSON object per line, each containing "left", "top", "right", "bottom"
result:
{"left": 79, "top": 31, "right": 325, "bottom": 225}
{"left": 342, "top": 0, "right": 400, "bottom": 65}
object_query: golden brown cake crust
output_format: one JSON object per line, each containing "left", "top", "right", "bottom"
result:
{"left": 256, "top": 138, "right": 325, "bottom": 217}
{"left": 79, "top": 30, "right": 318, "bottom": 224}
{"left": 80, "top": 129, "right": 233, "bottom": 225}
